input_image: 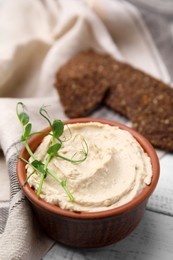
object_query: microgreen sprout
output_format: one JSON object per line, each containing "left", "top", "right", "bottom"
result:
{"left": 17, "top": 102, "right": 89, "bottom": 202}
{"left": 39, "top": 105, "right": 64, "bottom": 143}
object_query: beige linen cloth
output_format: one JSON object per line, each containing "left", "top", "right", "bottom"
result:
{"left": 0, "top": 0, "right": 171, "bottom": 259}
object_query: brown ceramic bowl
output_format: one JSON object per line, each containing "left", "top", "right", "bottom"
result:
{"left": 16, "top": 118, "right": 160, "bottom": 248}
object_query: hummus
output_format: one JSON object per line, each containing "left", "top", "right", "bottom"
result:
{"left": 27, "top": 122, "right": 152, "bottom": 212}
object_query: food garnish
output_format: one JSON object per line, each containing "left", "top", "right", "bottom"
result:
{"left": 16, "top": 102, "right": 88, "bottom": 201}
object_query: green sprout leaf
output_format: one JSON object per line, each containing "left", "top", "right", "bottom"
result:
{"left": 31, "top": 160, "right": 47, "bottom": 177}
{"left": 22, "top": 123, "right": 32, "bottom": 141}
{"left": 61, "top": 179, "right": 67, "bottom": 188}
{"left": 19, "top": 112, "right": 29, "bottom": 126}
{"left": 16, "top": 102, "right": 29, "bottom": 126}
{"left": 52, "top": 120, "right": 64, "bottom": 139}
{"left": 31, "top": 160, "right": 48, "bottom": 197}
{"left": 40, "top": 106, "right": 64, "bottom": 142}
{"left": 47, "top": 143, "right": 62, "bottom": 157}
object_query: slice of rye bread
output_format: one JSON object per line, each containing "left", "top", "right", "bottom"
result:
{"left": 55, "top": 49, "right": 173, "bottom": 151}
{"left": 104, "top": 62, "right": 173, "bottom": 151}
{"left": 104, "top": 62, "right": 173, "bottom": 121}
{"left": 132, "top": 88, "right": 173, "bottom": 151}
{"left": 54, "top": 50, "right": 120, "bottom": 118}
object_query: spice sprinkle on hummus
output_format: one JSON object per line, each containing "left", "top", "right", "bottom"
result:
{"left": 27, "top": 122, "right": 152, "bottom": 212}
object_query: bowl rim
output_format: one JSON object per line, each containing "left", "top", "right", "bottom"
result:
{"left": 16, "top": 118, "right": 160, "bottom": 219}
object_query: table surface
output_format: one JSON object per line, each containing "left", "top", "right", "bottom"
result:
{"left": 42, "top": 152, "right": 173, "bottom": 260}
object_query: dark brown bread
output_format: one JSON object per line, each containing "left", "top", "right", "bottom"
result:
{"left": 104, "top": 63, "right": 172, "bottom": 120}
{"left": 55, "top": 50, "right": 173, "bottom": 151}
{"left": 104, "top": 62, "right": 173, "bottom": 151}
{"left": 55, "top": 50, "right": 118, "bottom": 118}
{"left": 132, "top": 88, "right": 173, "bottom": 151}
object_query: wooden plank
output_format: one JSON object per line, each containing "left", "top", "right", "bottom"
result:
{"left": 147, "top": 153, "right": 173, "bottom": 215}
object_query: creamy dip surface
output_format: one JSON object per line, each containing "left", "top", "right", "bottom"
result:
{"left": 27, "top": 122, "right": 152, "bottom": 212}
